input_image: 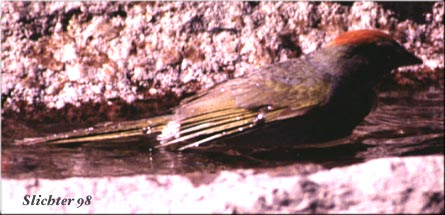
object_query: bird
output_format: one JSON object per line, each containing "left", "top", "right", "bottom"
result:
{"left": 16, "top": 29, "right": 423, "bottom": 152}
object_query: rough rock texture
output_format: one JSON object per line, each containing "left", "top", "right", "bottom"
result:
{"left": 1, "top": 2, "right": 444, "bottom": 120}
{"left": 2, "top": 155, "right": 443, "bottom": 213}
{"left": 1, "top": 3, "right": 443, "bottom": 214}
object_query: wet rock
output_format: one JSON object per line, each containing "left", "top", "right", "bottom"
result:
{"left": 2, "top": 155, "right": 443, "bottom": 213}
{"left": 1, "top": 2, "right": 443, "bottom": 119}
{"left": 2, "top": 3, "right": 442, "bottom": 214}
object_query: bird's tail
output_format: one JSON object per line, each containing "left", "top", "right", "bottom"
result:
{"left": 14, "top": 115, "right": 172, "bottom": 146}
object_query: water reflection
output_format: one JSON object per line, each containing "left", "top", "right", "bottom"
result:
{"left": 354, "top": 86, "right": 444, "bottom": 160}
{"left": 2, "top": 85, "right": 443, "bottom": 179}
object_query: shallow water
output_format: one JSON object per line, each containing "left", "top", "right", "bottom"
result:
{"left": 2, "top": 84, "right": 444, "bottom": 179}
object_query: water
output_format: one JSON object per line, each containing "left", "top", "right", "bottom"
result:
{"left": 2, "top": 84, "right": 444, "bottom": 179}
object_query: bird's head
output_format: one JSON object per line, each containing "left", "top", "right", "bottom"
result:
{"left": 313, "top": 30, "right": 423, "bottom": 84}
{"left": 326, "top": 29, "right": 422, "bottom": 68}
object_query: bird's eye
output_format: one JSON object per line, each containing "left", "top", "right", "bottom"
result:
{"left": 375, "top": 41, "right": 398, "bottom": 56}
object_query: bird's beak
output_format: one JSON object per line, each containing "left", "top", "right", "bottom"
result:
{"left": 398, "top": 48, "right": 423, "bottom": 67}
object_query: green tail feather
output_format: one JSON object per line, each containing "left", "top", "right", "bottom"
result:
{"left": 15, "top": 115, "right": 172, "bottom": 146}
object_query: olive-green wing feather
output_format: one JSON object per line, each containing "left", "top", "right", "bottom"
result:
{"left": 158, "top": 60, "right": 332, "bottom": 150}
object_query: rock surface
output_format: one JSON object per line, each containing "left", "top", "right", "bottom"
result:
{"left": 2, "top": 3, "right": 443, "bottom": 214}
{"left": 2, "top": 155, "right": 443, "bottom": 213}
{"left": 1, "top": 2, "right": 444, "bottom": 122}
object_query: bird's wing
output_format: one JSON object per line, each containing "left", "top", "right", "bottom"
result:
{"left": 158, "top": 60, "right": 332, "bottom": 150}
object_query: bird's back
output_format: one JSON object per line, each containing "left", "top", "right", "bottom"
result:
{"left": 158, "top": 57, "right": 333, "bottom": 150}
